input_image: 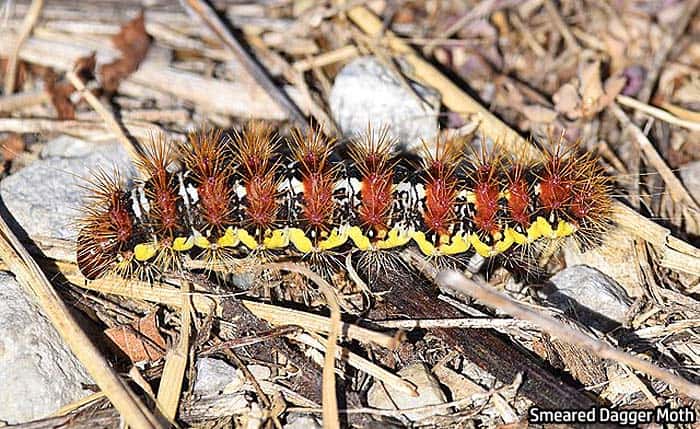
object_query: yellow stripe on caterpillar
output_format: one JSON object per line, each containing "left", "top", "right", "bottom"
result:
{"left": 263, "top": 228, "right": 291, "bottom": 250}
{"left": 318, "top": 228, "right": 349, "bottom": 251}
{"left": 134, "top": 243, "right": 158, "bottom": 261}
{"left": 348, "top": 226, "right": 371, "bottom": 251}
{"left": 217, "top": 227, "right": 240, "bottom": 247}
{"left": 438, "top": 233, "right": 470, "bottom": 255}
{"left": 237, "top": 230, "right": 258, "bottom": 250}
{"left": 411, "top": 231, "right": 437, "bottom": 256}
{"left": 288, "top": 228, "right": 313, "bottom": 253}
{"left": 376, "top": 228, "right": 412, "bottom": 250}
{"left": 172, "top": 236, "right": 194, "bottom": 251}
{"left": 194, "top": 234, "right": 211, "bottom": 249}
{"left": 504, "top": 227, "right": 528, "bottom": 245}
{"left": 469, "top": 234, "right": 494, "bottom": 257}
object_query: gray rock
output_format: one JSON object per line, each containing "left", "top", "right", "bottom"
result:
{"left": 193, "top": 358, "right": 242, "bottom": 394}
{"left": 0, "top": 272, "right": 92, "bottom": 424}
{"left": 367, "top": 362, "right": 448, "bottom": 422}
{"left": 40, "top": 135, "right": 95, "bottom": 159}
{"left": 285, "top": 414, "right": 322, "bottom": 429}
{"left": 330, "top": 56, "right": 440, "bottom": 152}
{"left": 1, "top": 142, "right": 135, "bottom": 242}
{"left": 545, "top": 265, "right": 633, "bottom": 331}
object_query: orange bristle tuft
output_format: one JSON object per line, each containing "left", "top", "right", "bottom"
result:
{"left": 348, "top": 128, "right": 397, "bottom": 234}
{"left": 468, "top": 148, "right": 503, "bottom": 236}
{"left": 76, "top": 171, "right": 134, "bottom": 279}
{"left": 137, "top": 137, "right": 182, "bottom": 237}
{"left": 290, "top": 126, "right": 338, "bottom": 232}
{"left": 180, "top": 129, "right": 235, "bottom": 231}
{"left": 504, "top": 148, "right": 539, "bottom": 229}
{"left": 538, "top": 142, "right": 577, "bottom": 214}
{"left": 231, "top": 121, "right": 281, "bottom": 232}
{"left": 568, "top": 158, "right": 613, "bottom": 248}
{"left": 421, "top": 136, "right": 463, "bottom": 236}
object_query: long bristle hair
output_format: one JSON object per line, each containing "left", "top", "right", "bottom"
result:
{"left": 290, "top": 125, "right": 338, "bottom": 235}
{"left": 420, "top": 135, "right": 464, "bottom": 237}
{"left": 230, "top": 121, "right": 281, "bottom": 236}
{"left": 76, "top": 169, "right": 134, "bottom": 280}
{"left": 347, "top": 127, "right": 397, "bottom": 235}
{"left": 180, "top": 129, "right": 235, "bottom": 235}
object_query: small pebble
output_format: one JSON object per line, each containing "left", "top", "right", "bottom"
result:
{"left": 367, "top": 362, "right": 448, "bottom": 422}
{"left": 330, "top": 56, "right": 440, "bottom": 153}
{"left": 544, "top": 265, "right": 633, "bottom": 332}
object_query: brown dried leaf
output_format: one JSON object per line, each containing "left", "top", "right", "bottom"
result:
{"left": 100, "top": 12, "right": 152, "bottom": 93}
{"left": 580, "top": 61, "right": 604, "bottom": 117}
{"left": 521, "top": 104, "right": 558, "bottom": 123}
{"left": 46, "top": 77, "right": 76, "bottom": 120}
{"left": 105, "top": 312, "right": 166, "bottom": 363}
{"left": 0, "top": 57, "right": 29, "bottom": 92}
{"left": 553, "top": 82, "right": 581, "bottom": 119}
{"left": 0, "top": 133, "right": 25, "bottom": 162}
{"left": 597, "top": 75, "right": 627, "bottom": 110}
{"left": 44, "top": 53, "right": 97, "bottom": 120}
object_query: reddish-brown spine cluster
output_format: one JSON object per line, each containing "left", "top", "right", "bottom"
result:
{"left": 421, "top": 137, "right": 462, "bottom": 236}
{"left": 470, "top": 154, "right": 502, "bottom": 236}
{"left": 348, "top": 129, "right": 396, "bottom": 235}
{"left": 291, "top": 126, "right": 337, "bottom": 232}
{"left": 181, "top": 129, "right": 234, "bottom": 232}
{"left": 76, "top": 171, "right": 134, "bottom": 279}
{"left": 231, "top": 121, "right": 280, "bottom": 233}
{"left": 137, "top": 139, "right": 181, "bottom": 237}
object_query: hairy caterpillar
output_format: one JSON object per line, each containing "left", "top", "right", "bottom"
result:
{"left": 76, "top": 121, "right": 613, "bottom": 282}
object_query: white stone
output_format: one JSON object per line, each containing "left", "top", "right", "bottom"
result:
{"left": 40, "top": 135, "right": 95, "bottom": 159}
{"left": 330, "top": 56, "right": 440, "bottom": 153}
{"left": 0, "top": 142, "right": 135, "bottom": 242}
{"left": 193, "top": 358, "right": 243, "bottom": 394}
{"left": 285, "top": 414, "right": 322, "bottom": 429}
{"left": 0, "top": 272, "right": 92, "bottom": 424}
{"left": 367, "top": 362, "right": 448, "bottom": 422}
{"left": 546, "top": 265, "right": 633, "bottom": 331}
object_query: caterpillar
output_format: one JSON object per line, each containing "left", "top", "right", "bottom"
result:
{"left": 76, "top": 121, "right": 613, "bottom": 282}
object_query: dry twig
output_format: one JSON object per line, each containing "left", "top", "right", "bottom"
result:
{"left": 436, "top": 270, "right": 700, "bottom": 401}
{"left": 3, "top": 0, "right": 44, "bottom": 94}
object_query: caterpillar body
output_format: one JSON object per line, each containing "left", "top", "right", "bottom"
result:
{"left": 76, "top": 122, "right": 612, "bottom": 281}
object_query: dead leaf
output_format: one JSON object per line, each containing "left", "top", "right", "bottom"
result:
{"left": 553, "top": 83, "right": 581, "bottom": 119}
{"left": 521, "top": 105, "right": 558, "bottom": 123}
{"left": 580, "top": 61, "right": 604, "bottom": 117}
{"left": 105, "top": 312, "right": 167, "bottom": 363}
{"left": 100, "top": 12, "right": 152, "bottom": 93}
{"left": 598, "top": 75, "right": 627, "bottom": 109}
{"left": 0, "top": 57, "right": 29, "bottom": 92}
{"left": 0, "top": 133, "right": 25, "bottom": 162}
{"left": 45, "top": 71, "right": 76, "bottom": 120}
{"left": 44, "top": 53, "right": 97, "bottom": 120}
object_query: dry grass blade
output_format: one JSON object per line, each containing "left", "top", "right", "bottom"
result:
{"left": 65, "top": 70, "right": 142, "bottom": 161}
{"left": 242, "top": 300, "right": 399, "bottom": 349}
{"left": 183, "top": 0, "right": 308, "bottom": 129}
{"left": 3, "top": 0, "right": 43, "bottom": 94}
{"left": 436, "top": 270, "right": 700, "bottom": 401}
{"left": 610, "top": 103, "right": 700, "bottom": 210}
{"left": 155, "top": 280, "right": 191, "bottom": 423}
{"left": 0, "top": 202, "right": 164, "bottom": 428}
{"left": 616, "top": 95, "right": 700, "bottom": 131}
{"left": 264, "top": 262, "right": 340, "bottom": 429}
